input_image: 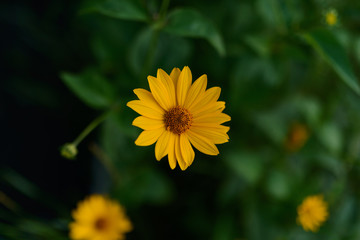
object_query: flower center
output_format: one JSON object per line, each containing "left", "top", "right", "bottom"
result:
{"left": 164, "top": 106, "right": 193, "bottom": 135}
{"left": 94, "top": 217, "right": 108, "bottom": 231}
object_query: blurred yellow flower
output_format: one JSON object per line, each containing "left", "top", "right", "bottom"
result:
{"left": 285, "top": 123, "right": 309, "bottom": 152}
{"left": 69, "top": 195, "right": 132, "bottom": 240}
{"left": 127, "top": 66, "right": 230, "bottom": 170}
{"left": 325, "top": 9, "right": 338, "bottom": 26}
{"left": 297, "top": 195, "right": 329, "bottom": 232}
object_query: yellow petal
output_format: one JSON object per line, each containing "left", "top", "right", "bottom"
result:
{"left": 189, "top": 87, "right": 221, "bottom": 113}
{"left": 192, "top": 101, "right": 225, "bottom": 118}
{"left": 175, "top": 135, "right": 188, "bottom": 170}
{"left": 186, "top": 130, "right": 219, "bottom": 155}
{"left": 133, "top": 88, "right": 164, "bottom": 111}
{"left": 191, "top": 123, "right": 230, "bottom": 134}
{"left": 69, "top": 223, "right": 93, "bottom": 239}
{"left": 177, "top": 66, "right": 192, "bottom": 106}
{"left": 157, "top": 69, "right": 176, "bottom": 107}
{"left": 184, "top": 74, "right": 207, "bottom": 109}
{"left": 179, "top": 134, "right": 195, "bottom": 166}
{"left": 135, "top": 129, "right": 164, "bottom": 146}
{"left": 127, "top": 100, "right": 163, "bottom": 119}
{"left": 167, "top": 134, "right": 177, "bottom": 169}
{"left": 170, "top": 67, "right": 181, "bottom": 87}
{"left": 193, "top": 112, "right": 231, "bottom": 124}
{"left": 148, "top": 75, "right": 172, "bottom": 110}
{"left": 132, "top": 116, "right": 164, "bottom": 130}
{"left": 190, "top": 126, "right": 229, "bottom": 144}
{"left": 155, "top": 130, "right": 172, "bottom": 161}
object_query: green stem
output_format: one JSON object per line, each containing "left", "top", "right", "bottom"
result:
{"left": 159, "top": 0, "right": 170, "bottom": 20}
{"left": 141, "top": 30, "right": 160, "bottom": 78}
{"left": 140, "top": 0, "right": 170, "bottom": 78}
{"left": 73, "top": 111, "right": 111, "bottom": 146}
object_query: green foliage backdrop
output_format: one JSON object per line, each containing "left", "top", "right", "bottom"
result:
{"left": 2, "top": 0, "right": 360, "bottom": 239}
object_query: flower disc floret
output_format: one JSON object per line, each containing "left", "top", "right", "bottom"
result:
{"left": 164, "top": 106, "right": 193, "bottom": 135}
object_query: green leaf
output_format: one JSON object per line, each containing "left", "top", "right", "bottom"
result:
{"left": 265, "top": 170, "right": 291, "bottom": 200}
{"left": 164, "top": 8, "right": 225, "bottom": 56}
{"left": 61, "top": 69, "right": 115, "bottom": 109}
{"left": 82, "top": 0, "right": 148, "bottom": 22}
{"left": 224, "top": 151, "right": 264, "bottom": 184}
{"left": 212, "top": 212, "right": 234, "bottom": 240}
{"left": 317, "top": 121, "right": 343, "bottom": 155}
{"left": 114, "top": 167, "right": 174, "bottom": 207}
{"left": 302, "top": 29, "right": 360, "bottom": 95}
{"left": 129, "top": 27, "right": 191, "bottom": 76}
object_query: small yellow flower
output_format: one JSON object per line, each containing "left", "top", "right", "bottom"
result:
{"left": 297, "top": 195, "right": 329, "bottom": 232}
{"left": 69, "top": 195, "right": 132, "bottom": 240}
{"left": 127, "top": 66, "right": 230, "bottom": 170}
{"left": 325, "top": 9, "right": 338, "bottom": 26}
{"left": 285, "top": 123, "right": 309, "bottom": 152}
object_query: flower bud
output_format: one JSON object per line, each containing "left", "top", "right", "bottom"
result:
{"left": 60, "top": 143, "right": 78, "bottom": 159}
{"left": 285, "top": 123, "right": 309, "bottom": 152}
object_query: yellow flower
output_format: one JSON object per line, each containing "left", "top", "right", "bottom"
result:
{"left": 297, "top": 195, "right": 329, "bottom": 232}
{"left": 325, "top": 9, "right": 338, "bottom": 26}
{"left": 285, "top": 123, "right": 309, "bottom": 152}
{"left": 69, "top": 195, "right": 132, "bottom": 240}
{"left": 127, "top": 66, "right": 230, "bottom": 170}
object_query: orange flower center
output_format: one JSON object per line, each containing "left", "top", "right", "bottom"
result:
{"left": 164, "top": 106, "right": 193, "bottom": 135}
{"left": 94, "top": 217, "right": 108, "bottom": 231}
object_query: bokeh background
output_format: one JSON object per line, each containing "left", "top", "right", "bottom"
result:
{"left": 2, "top": 0, "right": 360, "bottom": 239}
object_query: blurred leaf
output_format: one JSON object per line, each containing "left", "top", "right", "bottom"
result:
{"left": 164, "top": 8, "right": 225, "bottom": 56}
{"left": 129, "top": 27, "right": 156, "bottom": 75}
{"left": 2, "top": 169, "right": 39, "bottom": 198}
{"left": 115, "top": 167, "right": 174, "bottom": 207}
{"left": 217, "top": 176, "right": 246, "bottom": 206}
{"left": 317, "top": 122, "right": 343, "bottom": 155}
{"left": 245, "top": 198, "right": 263, "bottom": 240}
{"left": 244, "top": 35, "right": 270, "bottom": 58}
{"left": 101, "top": 112, "right": 140, "bottom": 163}
{"left": 315, "top": 154, "right": 344, "bottom": 178}
{"left": 129, "top": 27, "right": 191, "bottom": 77}
{"left": 0, "top": 169, "right": 67, "bottom": 215}
{"left": 355, "top": 36, "right": 360, "bottom": 65}
{"left": 0, "top": 222, "right": 25, "bottom": 239}
{"left": 212, "top": 212, "right": 234, "bottom": 240}
{"left": 82, "top": 0, "right": 148, "bottom": 22}
{"left": 101, "top": 113, "right": 174, "bottom": 206}
{"left": 224, "top": 151, "right": 264, "bottom": 184}
{"left": 256, "top": 0, "right": 286, "bottom": 32}
{"left": 302, "top": 29, "right": 360, "bottom": 96}
{"left": 292, "top": 96, "right": 321, "bottom": 128}
{"left": 330, "top": 195, "right": 356, "bottom": 237}
{"left": 61, "top": 69, "right": 115, "bottom": 109}
{"left": 254, "top": 111, "right": 287, "bottom": 145}
{"left": 155, "top": 33, "right": 192, "bottom": 72}
{"left": 18, "top": 219, "right": 67, "bottom": 240}
{"left": 265, "top": 170, "right": 291, "bottom": 200}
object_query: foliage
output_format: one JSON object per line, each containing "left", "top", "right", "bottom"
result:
{"left": 2, "top": 0, "right": 360, "bottom": 239}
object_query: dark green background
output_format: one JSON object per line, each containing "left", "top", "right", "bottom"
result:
{"left": 1, "top": 0, "right": 360, "bottom": 239}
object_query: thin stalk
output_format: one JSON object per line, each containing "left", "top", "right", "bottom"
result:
{"left": 73, "top": 111, "right": 111, "bottom": 146}
{"left": 159, "top": 0, "right": 170, "bottom": 20}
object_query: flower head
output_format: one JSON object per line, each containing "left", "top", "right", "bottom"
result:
{"left": 285, "top": 123, "right": 309, "bottom": 152}
{"left": 297, "top": 195, "right": 329, "bottom": 232}
{"left": 325, "top": 9, "right": 338, "bottom": 26}
{"left": 69, "top": 195, "right": 132, "bottom": 240}
{"left": 127, "top": 66, "right": 230, "bottom": 170}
